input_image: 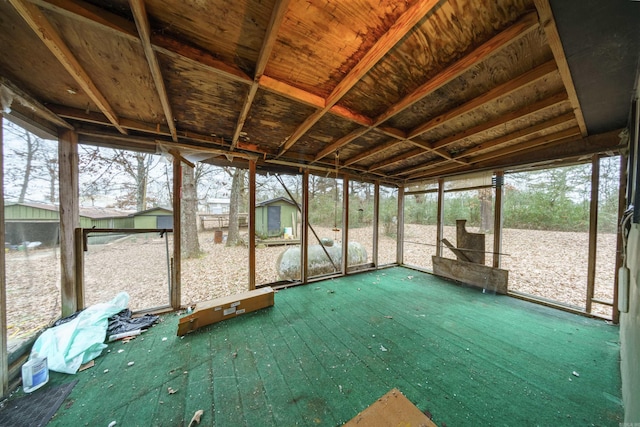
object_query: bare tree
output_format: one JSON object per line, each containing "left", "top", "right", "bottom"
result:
{"left": 226, "top": 168, "right": 246, "bottom": 246}
{"left": 3, "top": 121, "right": 59, "bottom": 203}
{"left": 78, "top": 147, "right": 162, "bottom": 210}
{"left": 181, "top": 162, "right": 201, "bottom": 258}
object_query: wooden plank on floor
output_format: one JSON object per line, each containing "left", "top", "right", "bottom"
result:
{"left": 211, "top": 322, "right": 246, "bottom": 426}
{"left": 267, "top": 303, "right": 341, "bottom": 425}
{"left": 343, "top": 388, "right": 437, "bottom": 427}
{"left": 249, "top": 310, "right": 307, "bottom": 426}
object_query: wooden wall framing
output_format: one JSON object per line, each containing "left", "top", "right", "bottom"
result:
{"left": 0, "top": 115, "right": 7, "bottom": 397}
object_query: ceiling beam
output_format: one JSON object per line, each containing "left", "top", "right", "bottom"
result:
{"left": 368, "top": 147, "right": 425, "bottom": 172}
{"left": 432, "top": 91, "right": 570, "bottom": 150}
{"left": 0, "top": 77, "right": 73, "bottom": 129}
{"left": 314, "top": 127, "right": 371, "bottom": 162}
{"left": 462, "top": 126, "right": 580, "bottom": 164}
{"left": 48, "top": 104, "right": 269, "bottom": 155}
{"left": 392, "top": 92, "right": 570, "bottom": 177}
{"left": 406, "top": 123, "right": 580, "bottom": 181}
{"left": 375, "top": 11, "right": 539, "bottom": 126}
{"left": 29, "top": 0, "right": 393, "bottom": 142}
{"left": 31, "top": 0, "right": 252, "bottom": 83}
{"left": 458, "top": 112, "right": 577, "bottom": 159}
{"left": 231, "top": 0, "right": 291, "bottom": 150}
{"left": 278, "top": 0, "right": 441, "bottom": 156}
{"left": 49, "top": 104, "right": 169, "bottom": 134}
{"left": 534, "top": 0, "right": 587, "bottom": 136}
{"left": 342, "top": 139, "right": 401, "bottom": 167}
{"left": 408, "top": 59, "right": 558, "bottom": 139}
{"left": 258, "top": 75, "right": 325, "bottom": 109}
{"left": 129, "top": 0, "right": 177, "bottom": 142}
{"left": 30, "top": 0, "right": 138, "bottom": 40}
{"left": 10, "top": 0, "right": 127, "bottom": 134}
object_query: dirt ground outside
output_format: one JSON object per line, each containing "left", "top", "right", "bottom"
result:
{"left": 5, "top": 225, "right": 617, "bottom": 349}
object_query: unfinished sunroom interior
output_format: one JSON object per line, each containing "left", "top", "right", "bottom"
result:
{"left": 0, "top": 0, "right": 639, "bottom": 425}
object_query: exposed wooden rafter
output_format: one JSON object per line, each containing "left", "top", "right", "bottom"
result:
{"left": 308, "top": 11, "right": 541, "bottom": 168}
{"left": 393, "top": 92, "right": 571, "bottom": 177}
{"left": 534, "top": 0, "right": 588, "bottom": 136}
{"left": 408, "top": 60, "right": 558, "bottom": 139}
{"left": 10, "top": 0, "right": 127, "bottom": 134}
{"left": 342, "top": 139, "right": 400, "bottom": 167}
{"left": 24, "top": 0, "right": 404, "bottom": 142}
{"left": 231, "top": 0, "right": 291, "bottom": 150}
{"left": 277, "top": 0, "right": 442, "bottom": 157}
{"left": 129, "top": 0, "right": 177, "bottom": 142}
{"left": 375, "top": 11, "right": 539, "bottom": 126}
{"left": 406, "top": 124, "right": 581, "bottom": 180}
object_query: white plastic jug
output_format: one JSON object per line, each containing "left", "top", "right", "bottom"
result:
{"left": 22, "top": 352, "right": 49, "bottom": 393}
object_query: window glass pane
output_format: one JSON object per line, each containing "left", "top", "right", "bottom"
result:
{"left": 180, "top": 163, "right": 249, "bottom": 305}
{"left": 502, "top": 164, "right": 592, "bottom": 309}
{"left": 442, "top": 188, "right": 494, "bottom": 266}
{"left": 256, "top": 172, "right": 302, "bottom": 285}
{"left": 307, "top": 174, "right": 342, "bottom": 278}
{"left": 403, "top": 190, "right": 438, "bottom": 270}
{"left": 594, "top": 156, "right": 621, "bottom": 318}
{"left": 78, "top": 145, "right": 172, "bottom": 310}
{"left": 378, "top": 185, "right": 398, "bottom": 265}
{"left": 347, "top": 180, "right": 374, "bottom": 269}
{"left": 3, "top": 120, "right": 60, "bottom": 354}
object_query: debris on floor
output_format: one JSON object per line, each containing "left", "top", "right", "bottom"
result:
{"left": 177, "top": 287, "right": 274, "bottom": 336}
{"left": 188, "top": 409, "right": 204, "bottom": 426}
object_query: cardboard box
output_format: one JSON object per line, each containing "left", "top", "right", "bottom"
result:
{"left": 343, "top": 388, "right": 437, "bottom": 427}
{"left": 177, "top": 287, "right": 274, "bottom": 336}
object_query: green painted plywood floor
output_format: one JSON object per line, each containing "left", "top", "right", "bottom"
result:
{"left": 37, "top": 267, "right": 621, "bottom": 426}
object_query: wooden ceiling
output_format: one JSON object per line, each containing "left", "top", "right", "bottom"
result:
{"left": 0, "top": 0, "right": 635, "bottom": 184}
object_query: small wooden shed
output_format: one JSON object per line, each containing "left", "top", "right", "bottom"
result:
{"left": 4, "top": 202, "right": 133, "bottom": 246}
{"left": 132, "top": 207, "right": 173, "bottom": 229}
{"left": 255, "top": 198, "right": 298, "bottom": 238}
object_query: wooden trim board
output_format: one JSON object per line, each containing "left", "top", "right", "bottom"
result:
{"left": 343, "top": 388, "right": 437, "bottom": 427}
{"left": 177, "top": 287, "right": 274, "bottom": 336}
{"left": 432, "top": 256, "right": 508, "bottom": 294}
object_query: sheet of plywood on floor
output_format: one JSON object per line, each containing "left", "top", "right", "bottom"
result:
{"left": 343, "top": 388, "right": 437, "bottom": 427}
{"left": 43, "top": 267, "right": 622, "bottom": 427}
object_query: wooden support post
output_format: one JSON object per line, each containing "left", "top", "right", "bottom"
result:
{"left": 373, "top": 181, "right": 380, "bottom": 267}
{"left": 171, "top": 157, "right": 181, "bottom": 309}
{"left": 0, "top": 114, "right": 8, "bottom": 398}
{"left": 397, "top": 186, "right": 404, "bottom": 265}
{"left": 436, "top": 178, "right": 445, "bottom": 257}
{"left": 342, "top": 174, "right": 349, "bottom": 274}
{"left": 74, "top": 227, "right": 84, "bottom": 309}
{"left": 493, "top": 171, "right": 504, "bottom": 268}
{"left": 586, "top": 155, "right": 600, "bottom": 313}
{"left": 302, "top": 170, "right": 309, "bottom": 283}
{"left": 613, "top": 154, "right": 628, "bottom": 324}
{"left": 249, "top": 160, "right": 256, "bottom": 290}
{"left": 58, "top": 129, "right": 79, "bottom": 316}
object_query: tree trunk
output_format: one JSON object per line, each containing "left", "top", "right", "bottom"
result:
{"left": 181, "top": 163, "right": 200, "bottom": 258}
{"left": 18, "top": 131, "right": 35, "bottom": 203}
{"left": 136, "top": 153, "right": 148, "bottom": 211}
{"left": 226, "top": 168, "right": 245, "bottom": 246}
{"left": 479, "top": 188, "right": 493, "bottom": 232}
